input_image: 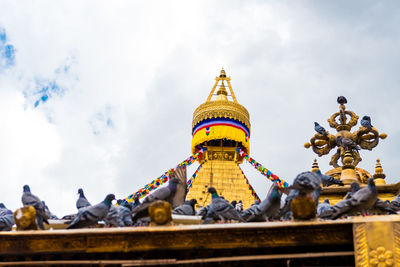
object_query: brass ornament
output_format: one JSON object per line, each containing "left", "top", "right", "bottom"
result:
{"left": 373, "top": 158, "right": 386, "bottom": 185}
{"left": 305, "top": 98, "right": 387, "bottom": 183}
{"left": 148, "top": 200, "right": 173, "bottom": 226}
{"left": 14, "top": 206, "right": 37, "bottom": 230}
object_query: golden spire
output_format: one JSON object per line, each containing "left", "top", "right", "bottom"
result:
{"left": 373, "top": 158, "right": 386, "bottom": 185}
{"left": 215, "top": 81, "right": 228, "bottom": 101}
{"left": 312, "top": 159, "right": 320, "bottom": 173}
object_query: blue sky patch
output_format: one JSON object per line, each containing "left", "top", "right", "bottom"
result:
{"left": 0, "top": 27, "right": 16, "bottom": 68}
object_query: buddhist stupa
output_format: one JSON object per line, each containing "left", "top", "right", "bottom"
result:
{"left": 186, "top": 69, "right": 259, "bottom": 209}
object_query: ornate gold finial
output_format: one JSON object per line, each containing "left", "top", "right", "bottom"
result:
{"left": 220, "top": 68, "right": 226, "bottom": 78}
{"left": 340, "top": 150, "right": 358, "bottom": 185}
{"left": 216, "top": 81, "right": 228, "bottom": 97}
{"left": 373, "top": 158, "right": 386, "bottom": 185}
{"left": 312, "top": 159, "right": 320, "bottom": 173}
{"left": 305, "top": 96, "right": 387, "bottom": 172}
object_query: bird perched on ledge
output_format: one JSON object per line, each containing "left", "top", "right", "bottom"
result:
{"left": 361, "top": 115, "right": 373, "bottom": 129}
{"left": 336, "top": 136, "right": 361, "bottom": 151}
{"left": 320, "top": 178, "right": 378, "bottom": 219}
{"left": 281, "top": 172, "right": 322, "bottom": 220}
{"left": 315, "top": 170, "right": 344, "bottom": 187}
{"left": 314, "top": 122, "right": 327, "bottom": 136}
{"left": 67, "top": 194, "right": 115, "bottom": 229}
{"left": 202, "top": 187, "right": 243, "bottom": 224}
{"left": 132, "top": 178, "right": 181, "bottom": 221}
{"left": 21, "top": 185, "right": 49, "bottom": 230}
{"left": 76, "top": 188, "right": 91, "bottom": 210}
{"left": 172, "top": 199, "right": 197, "bottom": 216}
{"left": 241, "top": 183, "right": 281, "bottom": 222}
{"left": 0, "top": 203, "right": 14, "bottom": 231}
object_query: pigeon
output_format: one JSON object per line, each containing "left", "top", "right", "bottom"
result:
{"left": 76, "top": 188, "right": 91, "bottom": 210}
{"left": 67, "top": 194, "right": 116, "bottom": 229}
{"left": 317, "top": 198, "right": 332, "bottom": 217}
{"left": 104, "top": 205, "right": 124, "bottom": 227}
{"left": 389, "top": 194, "right": 400, "bottom": 211}
{"left": 360, "top": 116, "right": 373, "bottom": 129}
{"left": 172, "top": 199, "right": 197, "bottom": 215}
{"left": 373, "top": 199, "right": 396, "bottom": 214}
{"left": 202, "top": 187, "right": 243, "bottom": 224}
{"left": 320, "top": 178, "right": 378, "bottom": 219}
{"left": 351, "top": 182, "right": 361, "bottom": 194}
{"left": 196, "top": 205, "right": 208, "bottom": 217}
{"left": 336, "top": 136, "right": 361, "bottom": 151}
{"left": 235, "top": 200, "right": 243, "bottom": 212}
{"left": 0, "top": 203, "right": 15, "bottom": 231}
{"left": 21, "top": 185, "right": 49, "bottom": 230}
{"left": 314, "top": 122, "right": 327, "bottom": 136}
{"left": 117, "top": 203, "right": 133, "bottom": 227}
{"left": 290, "top": 171, "right": 322, "bottom": 195}
{"left": 132, "top": 178, "right": 181, "bottom": 221}
{"left": 230, "top": 200, "right": 237, "bottom": 208}
{"left": 280, "top": 172, "right": 322, "bottom": 220}
{"left": 241, "top": 183, "right": 282, "bottom": 222}
{"left": 42, "top": 201, "right": 58, "bottom": 220}
{"left": 337, "top": 96, "right": 347, "bottom": 105}
{"left": 130, "top": 195, "right": 141, "bottom": 210}
{"left": 315, "top": 170, "right": 344, "bottom": 187}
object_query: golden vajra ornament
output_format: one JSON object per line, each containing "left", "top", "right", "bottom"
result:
{"left": 304, "top": 97, "right": 387, "bottom": 168}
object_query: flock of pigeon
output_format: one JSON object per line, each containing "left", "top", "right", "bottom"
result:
{"left": 1, "top": 168, "right": 399, "bottom": 231}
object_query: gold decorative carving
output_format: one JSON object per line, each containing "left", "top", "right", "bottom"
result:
{"left": 305, "top": 98, "right": 387, "bottom": 184}
{"left": 369, "top": 247, "right": 394, "bottom": 266}
{"left": 353, "top": 220, "right": 400, "bottom": 267}
{"left": 192, "top": 69, "right": 250, "bottom": 131}
{"left": 148, "top": 200, "right": 172, "bottom": 226}
{"left": 192, "top": 100, "right": 250, "bottom": 130}
{"left": 14, "top": 206, "right": 37, "bottom": 230}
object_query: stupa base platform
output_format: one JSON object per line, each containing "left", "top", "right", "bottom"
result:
{"left": 1, "top": 215, "right": 400, "bottom": 266}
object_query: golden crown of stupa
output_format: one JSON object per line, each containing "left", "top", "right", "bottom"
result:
{"left": 191, "top": 68, "right": 251, "bottom": 155}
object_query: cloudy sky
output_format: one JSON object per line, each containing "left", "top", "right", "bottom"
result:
{"left": 0, "top": 1, "right": 399, "bottom": 216}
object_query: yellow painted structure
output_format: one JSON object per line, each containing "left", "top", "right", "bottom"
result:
{"left": 187, "top": 69, "right": 258, "bottom": 209}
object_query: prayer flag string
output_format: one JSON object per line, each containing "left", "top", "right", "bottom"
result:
{"left": 187, "top": 164, "right": 202, "bottom": 192}
{"left": 236, "top": 147, "right": 289, "bottom": 188}
{"left": 123, "top": 148, "right": 206, "bottom": 203}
